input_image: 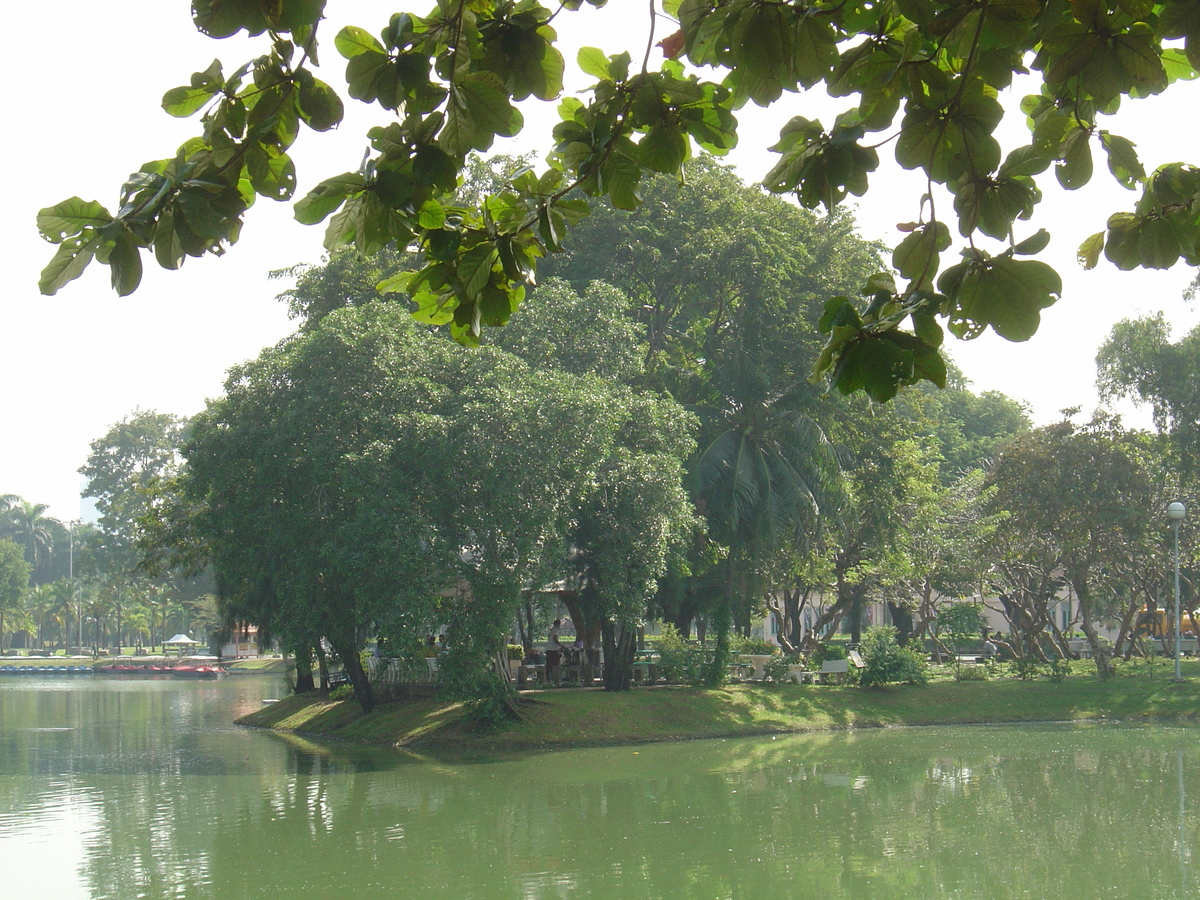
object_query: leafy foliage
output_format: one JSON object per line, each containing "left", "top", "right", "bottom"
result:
{"left": 0, "top": 539, "right": 32, "bottom": 650}
{"left": 1097, "top": 313, "right": 1200, "bottom": 479}
{"left": 858, "top": 624, "right": 928, "bottom": 688}
{"left": 174, "top": 297, "right": 695, "bottom": 709}
{"left": 984, "top": 414, "right": 1165, "bottom": 676}
{"left": 654, "top": 622, "right": 706, "bottom": 685}
{"left": 40, "top": 0, "right": 1200, "bottom": 401}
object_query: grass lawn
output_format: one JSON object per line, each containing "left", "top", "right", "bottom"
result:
{"left": 226, "top": 657, "right": 288, "bottom": 672}
{"left": 237, "top": 656, "right": 1200, "bottom": 755}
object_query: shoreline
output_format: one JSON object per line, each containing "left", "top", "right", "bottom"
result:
{"left": 235, "top": 676, "right": 1200, "bottom": 755}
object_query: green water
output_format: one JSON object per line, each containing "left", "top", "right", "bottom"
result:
{"left": 1, "top": 677, "right": 1198, "bottom": 899}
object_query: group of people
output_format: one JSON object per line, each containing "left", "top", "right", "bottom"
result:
{"left": 542, "top": 619, "right": 590, "bottom": 681}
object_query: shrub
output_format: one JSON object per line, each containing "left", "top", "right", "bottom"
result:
{"left": 762, "top": 654, "right": 793, "bottom": 683}
{"left": 1047, "top": 657, "right": 1071, "bottom": 683}
{"left": 329, "top": 684, "right": 353, "bottom": 701}
{"left": 860, "top": 626, "right": 928, "bottom": 687}
{"left": 1008, "top": 656, "right": 1046, "bottom": 681}
{"left": 956, "top": 664, "right": 988, "bottom": 682}
{"left": 656, "top": 624, "right": 705, "bottom": 685}
{"left": 507, "top": 643, "right": 524, "bottom": 661}
{"left": 731, "top": 635, "right": 778, "bottom": 655}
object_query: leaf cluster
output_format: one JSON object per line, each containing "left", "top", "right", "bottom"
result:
{"left": 46, "top": 1, "right": 1200, "bottom": 401}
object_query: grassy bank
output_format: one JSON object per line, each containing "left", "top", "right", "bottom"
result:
{"left": 237, "top": 671, "right": 1200, "bottom": 754}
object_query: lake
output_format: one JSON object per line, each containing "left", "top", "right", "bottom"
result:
{"left": 1, "top": 675, "right": 1198, "bottom": 898}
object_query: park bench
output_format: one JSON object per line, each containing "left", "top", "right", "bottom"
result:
{"left": 788, "top": 658, "right": 852, "bottom": 685}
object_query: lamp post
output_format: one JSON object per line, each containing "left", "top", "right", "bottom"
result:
{"left": 1168, "top": 501, "right": 1186, "bottom": 682}
{"left": 67, "top": 520, "right": 79, "bottom": 655}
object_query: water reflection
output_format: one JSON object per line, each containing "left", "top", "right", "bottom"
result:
{"left": 1, "top": 679, "right": 1199, "bottom": 899}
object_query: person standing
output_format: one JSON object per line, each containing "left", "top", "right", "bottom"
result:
{"left": 546, "top": 619, "right": 564, "bottom": 682}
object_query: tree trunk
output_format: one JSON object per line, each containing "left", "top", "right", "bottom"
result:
{"left": 292, "top": 645, "right": 316, "bottom": 693}
{"left": 315, "top": 643, "right": 330, "bottom": 689}
{"left": 1113, "top": 595, "right": 1143, "bottom": 659}
{"left": 768, "top": 586, "right": 811, "bottom": 654}
{"left": 329, "top": 634, "right": 375, "bottom": 713}
{"left": 1047, "top": 616, "right": 1075, "bottom": 660}
{"left": 847, "top": 583, "right": 868, "bottom": 643}
{"left": 671, "top": 601, "right": 698, "bottom": 640}
{"left": 602, "top": 621, "right": 636, "bottom": 691}
{"left": 767, "top": 593, "right": 793, "bottom": 653}
{"left": 704, "top": 601, "right": 732, "bottom": 686}
{"left": 888, "top": 601, "right": 914, "bottom": 646}
{"left": 1076, "top": 582, "right": 1114, "bottom": 678}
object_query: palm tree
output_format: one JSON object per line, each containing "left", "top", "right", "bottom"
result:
{"left": 23, "top": 583, "right": 56, "bottom": 651}
{"left": 49, "top": 578, "right": 79, "bottom": 653}
{"left": 694, "top": 382, "right": 850, "bottom": 679}
{"left": 6, "top": 501, "right": 58, "bottom": 583}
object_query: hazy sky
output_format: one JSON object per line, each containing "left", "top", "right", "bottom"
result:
{"left": 5, "top": 1, "right": 1200, "bottom": 521}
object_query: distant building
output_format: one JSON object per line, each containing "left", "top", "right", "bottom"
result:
{"left": 220, "top": 624, "right": 265, "bottom": 659}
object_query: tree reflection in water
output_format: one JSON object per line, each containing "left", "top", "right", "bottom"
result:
{"left": 0, "top": 680, "right": 1197, "bottom": 899}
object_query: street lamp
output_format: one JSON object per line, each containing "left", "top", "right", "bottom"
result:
{"left": 1168, "top": 501, "right": 1186, "bottom": 683}
{"left": 67, "top": 520, "right": 80, "bottom": 655}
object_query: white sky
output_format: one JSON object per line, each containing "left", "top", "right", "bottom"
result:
{"left": 4, "top": 1, "right": 1200, "bottom": 521}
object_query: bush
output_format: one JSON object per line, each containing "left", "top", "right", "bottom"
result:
{"left": 329, "top": 684, "right": 353, "bottom": 701}
{"left": 731, "top": 635, "right": 778, "bottom": 655}
{"left": 762, "top": 654, "right": 794, "bottom": 683}
{"left": 656, "top": 624, "right": 705, "bottom": 685}
{"left": 860, "top": 626, "right": 928, "bottom": 687}
{"left": 956, "top": 664, "right": 988, "bottom": 682}
{"left": 1047, "top": 657, "right": 1071, "bottom": 683}
{"left": 1008, "top": 656, "right": 1046, "bottom": 681}
{"left": 507, "top": 643, "right": 524, "bottom": 661}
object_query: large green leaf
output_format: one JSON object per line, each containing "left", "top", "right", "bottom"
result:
{"left": 345, "top": 47, "right": 401, "bottom": 109}
{"left": 38, "top": 232, "right": 102, "bottom": 295}
{"left": 458, "top": 243, "right": 499, "bottom": 299}
{"left": 1099, "top": 131, "right": 1145, "bottom": 188}
{"left": 294, "top": 173, "right": 365, "bottom": 225}
{"left": 297, "top": 76, "right": 345, "bottom": 132}
{"left": 1055, "top": 125, "right": 1094, "bottom": 189}
{"left": 1077, "top": 230, "right": 1105, "bottom": 269}
{"left": 942, "top": 255, "right": 1061, "bottom": 341}
{"left": 892, "top": 221, "right": 951, "bottom": 285}
{"left": 193, "top": 0, "right": 265, "bottom": 38}
{"left": 37, "top": 198, "right": 112, "bottom": 243}
{"left": 335, "top": 25, "right": 386, "bottom": 58}
{"left": 162, "top": 85, "right": 218, "bottom": 118}
{"left": 103, "top": 229, "right": 145, "bottom": 297}
{"left": 639, "top": 118, "right": 689, "bottom": 174}
{"left": 441, "top": 72, "right": 522, "bottom": 156}
{"left": 245, "top": 144, "right": 297, "bottom": 201}
{"left": 577, "top": 46, "right": 612, "bottom": 81}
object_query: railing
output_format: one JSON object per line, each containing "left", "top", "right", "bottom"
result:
{"left": 366, "top": 657, "right": 434, "bottom": 683}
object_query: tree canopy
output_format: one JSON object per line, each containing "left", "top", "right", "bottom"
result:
{"left": 1097, "top": 313, "right": 1200, "bottom": 481}
{"left": 984, "top": 413, "right": 1166, "bottom": 675}
{"left": 178, "top": 297, "right": 695, "bottom": 710}
{"left": 36, "top": 0, "right": 1200, "bottom": 403}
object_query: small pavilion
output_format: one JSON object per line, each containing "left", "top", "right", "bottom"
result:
{"left": 163, "top": 634, "right": 201, "bottom": 657}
